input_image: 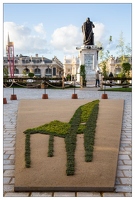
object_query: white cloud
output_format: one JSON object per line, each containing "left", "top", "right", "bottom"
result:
{"left": 50, "top": 24, "right": 82, "bottom": 54}
{"left": 50, "top": 22, "right": 112, "bottom": 56}
{"left": 4, "top": 21, "right": 116, "bottom": 60}
{"left": 93, "top": 22, "right": 118, "bottom": 55}
{"left": 94, "top": 22, "right": 106, "bottom": 43}
{"left": 4, "top": 22, "right": 49, "bottom": 56}
{"left": 34, "top": 23, "right": 46, "bottom": 35}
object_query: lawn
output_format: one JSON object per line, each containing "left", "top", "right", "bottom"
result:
{"left": 99, "top": 87, "right": 132, "bottom": 92}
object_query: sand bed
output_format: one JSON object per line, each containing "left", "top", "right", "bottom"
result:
{"left": 14, "top": 99, "right": 124, "bottom": 192}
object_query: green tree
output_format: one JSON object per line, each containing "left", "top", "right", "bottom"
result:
{"left": 122, "top": 62, "right": 131, "bottom": 77}
{"left": 80, "top": 65, "right": 86, "bottom": 86}
{"left": 28, "top": 72, "right": 34, "bottom": 78}
{"left": 98, "top": 36, "right": 112, "bottom": 76}
{"left": 116, "top": 31, "right": 131, "bottom": 64}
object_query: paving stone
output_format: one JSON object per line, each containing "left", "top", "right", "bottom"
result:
{"left": 3, "top": 177, "right": 11, "bottom": 184}
{"left": 103, "top": 192, "right": 125, "bottom": 197}
{"left": 123, "top": 160, "right": 132, "bottom": 165}
{"left": 4, "top": 192, "right": 29, "bottom": 197}
{"left": 31, "top": 192, "right": 52, "bottom": 197}
{"left": 120, "top": 177, "right": 132, "bottom": 185}
{"left": 118, "top": 151, "right": 131, "bottom": 155}
{"left": 4, "top": 150, "right": 15, "bottom": 154}
{"left": 4, "top": 140, "right": 12, "bottom": 144}
{"left": 3, "top": 154, "right": 10, "bottom": 159}
{"left": 118, "top": 154, "right": 130, "bottom": 160}
{"left": 116, "top": 170, "right": 124, "bottom": 177}
{"left": 10, "top": 178, "right": 15, "bottom": 184}
{"left": 115, "top": 178, "right": 121, "bottom": 185}
{"left": 124, "top": 147, "right": 132, "bottom": 151}
{"left": 118, "top": 165, "right": 132, "bottom": 170}
{"left": 125, "top": 192, "right": 132, "bottom": 197}
{"left": 3, "top": 144, "right": 14, "bottom": 148}
{"left": 54, "top": 192, "right": 75, "bottom": 197}
{"left": 3, "top": 135, "right": 14, "bottom": 138}
{"left": 77, "top": 192, "right": 101, "bottom": 197}
{"left": 115, "top": 185, "right": 132, "bottom": 193}
{"left": 3, "top": 147, "right": 15, "bottom": 151}
{"left": 123, "top": 170, "right": 132, "bottom": 177}
{"left": 3, "top": 185, "right": 14, "bottom": 192}
{"left": 3, "top": 165, "right": 15, "bottom": 170}
{"left": 118, "top": 160, "right": 123, "bottom": 165}
{"left": 9, "top": 155, "right": 15, "bottom": 159}
{"left": 4, "top": 170, "right": 15, "bottom": 176}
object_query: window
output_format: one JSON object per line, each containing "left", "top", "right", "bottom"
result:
{"left": 53, "top": 68, "right": 56, "bottom": 76}
{"left": 34, "top": 68, "right": 41, "bottom": 77}
{"left": 14, "top": 68, "right": 19, "bottom": 74}
{"left": 23, "top": 68, "right": 30, "bottom": 73}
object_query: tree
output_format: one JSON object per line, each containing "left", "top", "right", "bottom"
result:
{"left": 98, "top": 36, "right": 112, "bottom": 76}
{"left": 28, "top": 72, "right": 34, "bottom": 78}
{"left": 116, "top": 31, "right": 131, "bottom": 64}
{"left": 80, "top": 65, "right": 86, "bottom": 86}
{"left": 122, "top": 62, "right": 131, "bottom": 77}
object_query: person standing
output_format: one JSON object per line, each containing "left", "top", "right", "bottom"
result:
{"left": 95, "top": 70, "right": 100, "bottom": 87}
{"left": 109, "top": 72, "right": 114, "bottom": 87}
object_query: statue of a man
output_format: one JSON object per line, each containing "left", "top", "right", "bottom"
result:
{"left": 82, "top": 17, "right": 95, "bottom": 45}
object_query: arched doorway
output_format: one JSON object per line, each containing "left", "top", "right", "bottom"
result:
{"left": 45, "top": 67, "right": 52, "bottom": 77}
{"left": 23, "top": 67, "right": 30, "bottom": 75}
{"left": 34, "top": 67, "right": 41, "bottom": 77}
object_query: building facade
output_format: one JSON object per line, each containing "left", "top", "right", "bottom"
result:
{"left": 105, "top": 55, "right": 132, "bottom": 75}
{"left": 63, "top": 56, "right": 80, "bottom": 81}
{"left": 63, "top": 54, "right": 132, "bottom": 83}
{"left": 3, "top": 54, "right": 64, "bottom": 78}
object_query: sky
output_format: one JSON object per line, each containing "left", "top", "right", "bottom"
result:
{"left": 3, "top": 1, "right": 133, "bottom": 63}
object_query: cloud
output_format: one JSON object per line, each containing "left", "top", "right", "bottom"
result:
{"left": 4, "top": 22, "right": 49, "bottom": 56}
{"left": 34, "top": 23, "right": 46, "bottom": 35}
{"left": 94, "top": 22, "right": 106, "bottom": 43}
{"left": 50, "top": 22, "right": 113, "bottom": 56}
{"left": 93, "top": 22, "right": 118, "bottom": 54}
{"left": 4, "top": 21, "right": 115, "bottom": 60}
{"left": 50, "top": 24, "right": 82, "bottom": 54}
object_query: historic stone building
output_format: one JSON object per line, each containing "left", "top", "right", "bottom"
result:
{"left": 103, "top": 55, "right": 132, "bottom": 75}
{"left": 63, "top": 56, "right": 80, "bottom": 81}
{"left": 63, "top": 54, "right": 132, "bottom": 82}
{"left": 3, "top": 54, "right": 64, "bottom": 78}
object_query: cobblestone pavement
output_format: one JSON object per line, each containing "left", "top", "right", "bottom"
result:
{"left": 3, "top": 88, "right": 132, "bottom": 197}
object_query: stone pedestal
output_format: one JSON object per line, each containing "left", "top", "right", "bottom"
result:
{"left": 77, "top": 45, "right": 100, "bottom": 86}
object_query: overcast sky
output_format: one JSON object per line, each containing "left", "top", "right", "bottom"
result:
{"left": 3, "top": 1, "right": 133, "bottom": 63}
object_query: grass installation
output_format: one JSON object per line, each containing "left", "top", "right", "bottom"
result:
{"left": 24, "top": 100, "right": 99, "bottom": 175}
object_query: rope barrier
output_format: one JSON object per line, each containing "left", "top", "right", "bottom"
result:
{"left": 3, "top": 80, "right": 73, "bottom": 89}
{"left": 3, "top": 81, "right": 14, "bottom": 88}
{"left": 46, "top": 81, "right": 71, "bottom": 89}
{"left": 15, "top": 82, "right": 40, "bottom": 88}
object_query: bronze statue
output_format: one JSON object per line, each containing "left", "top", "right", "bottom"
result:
{"left": 82, "top": 17, "right": 95, "bottom": 45}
